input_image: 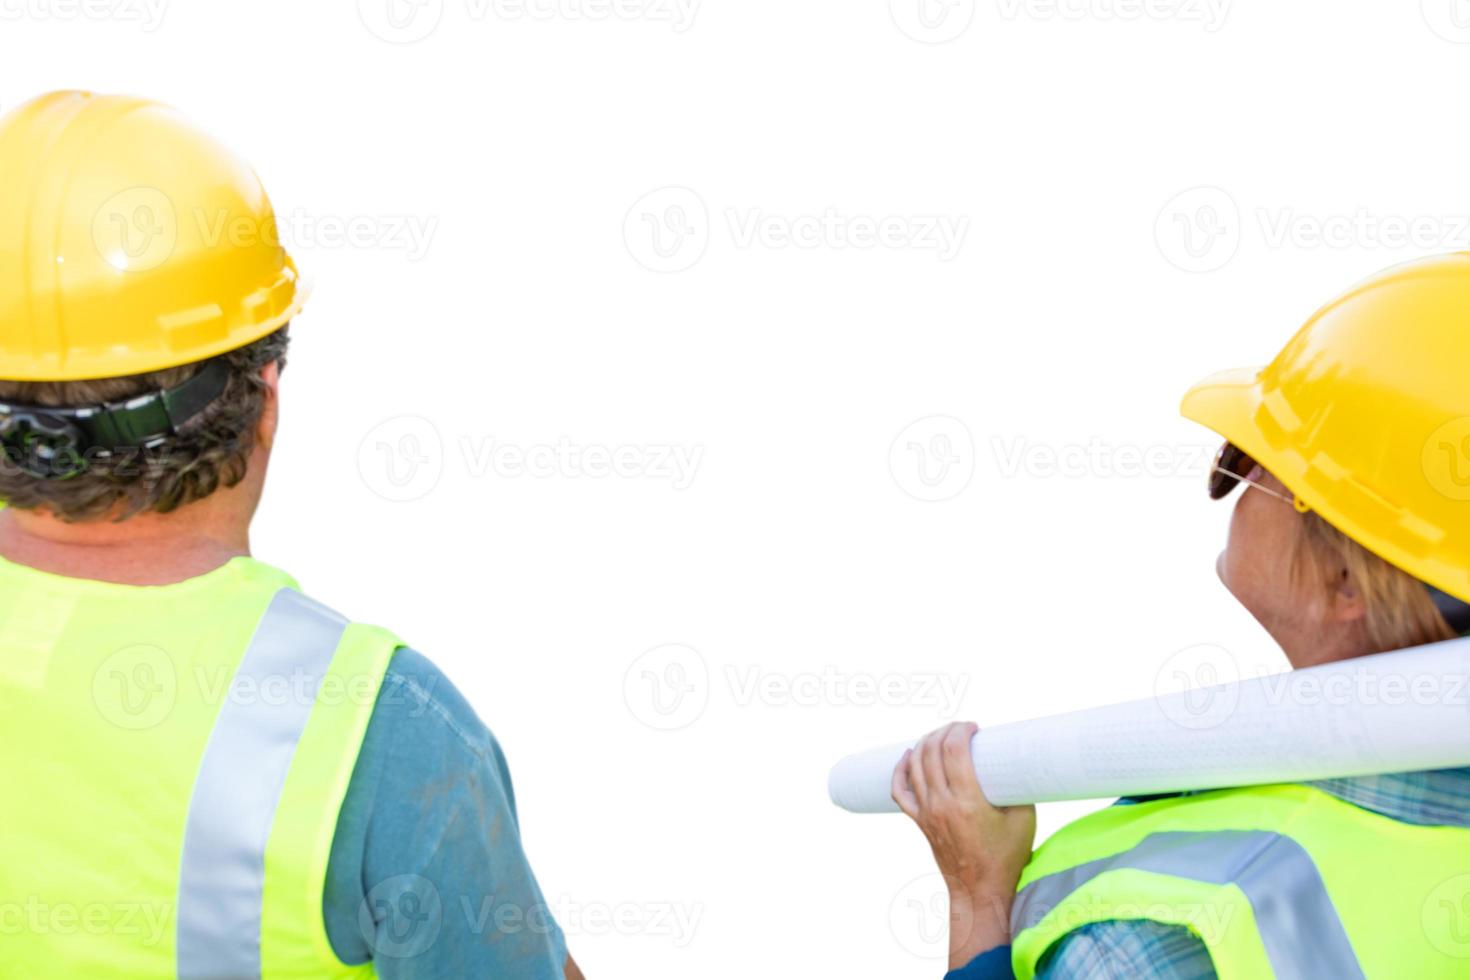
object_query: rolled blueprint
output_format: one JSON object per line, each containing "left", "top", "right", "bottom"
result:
{"left": 829, "top": 637, "right": 1470, "bottom": 812}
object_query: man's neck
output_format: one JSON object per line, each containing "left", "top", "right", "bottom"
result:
{"left": 0, "top": 498, "right": 252, "bottom": 587}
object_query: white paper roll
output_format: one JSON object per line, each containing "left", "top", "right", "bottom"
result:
{"left": 829, "top": 637, "right": 1470, "bottom": 812}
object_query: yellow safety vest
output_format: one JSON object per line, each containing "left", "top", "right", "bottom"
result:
{"left": 1011, "top": 783, "right": 1470, "bottom": 979}
{"left": 0, "top": 553, "right": 402, "bottom": 978}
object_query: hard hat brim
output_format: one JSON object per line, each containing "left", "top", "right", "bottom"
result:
{"left": 1, "top": 268, "right": 309, "bottom": 383}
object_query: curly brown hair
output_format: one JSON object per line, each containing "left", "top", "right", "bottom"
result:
{"left": 0, "top": 328, "right": 290, "bottom": 523}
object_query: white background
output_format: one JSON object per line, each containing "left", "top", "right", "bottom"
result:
{"left": 8, "top": 0, "right": 1470, "bottom": 975}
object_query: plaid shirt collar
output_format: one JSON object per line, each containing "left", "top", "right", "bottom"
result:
{"left": 1121, "top": 767, "right": 1470, "bottom": 828}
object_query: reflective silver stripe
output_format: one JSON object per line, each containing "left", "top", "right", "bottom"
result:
{"left": 1012, "top": 830, "right": 1363, "bottom": 980}
{"left": 176, "top": 589, "right": 349, "bottom": 979}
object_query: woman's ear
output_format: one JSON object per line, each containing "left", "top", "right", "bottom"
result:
{"left": 1330, "top": 569, "right": 1367, "bottom": 624}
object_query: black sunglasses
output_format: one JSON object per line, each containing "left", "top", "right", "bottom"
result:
{"left": 1208, "top": 442, "right": 1252, "bottom": 500}
{"left": 1208, "top": 441, "right": 1302, "bottom": 507}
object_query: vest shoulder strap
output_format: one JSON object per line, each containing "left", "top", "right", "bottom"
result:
{"left": 178, "top": 588, "right": 398, "bottom": 979}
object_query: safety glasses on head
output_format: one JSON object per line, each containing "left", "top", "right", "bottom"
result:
{"left": 0, "top": 360, "right": 230, "bottom": 480}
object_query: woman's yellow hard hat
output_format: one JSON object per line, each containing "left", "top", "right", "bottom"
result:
{"left": 1183, "top": 253, "right": 1470, "bottom": 605}
{"left": 0, "top": 91, "right": 306, "bottom": 382}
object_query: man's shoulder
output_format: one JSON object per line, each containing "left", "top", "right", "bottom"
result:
{"left": 323, "top": 648, "right": 542, "bottom": 969}
{"left": 365, "top": 647, "right": 502, "bottom": 762}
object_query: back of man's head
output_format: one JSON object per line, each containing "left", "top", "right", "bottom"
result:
{"left": 0, "top": 329, "right": 289, "bottom": 523}
{"left": 0, "top": 91, "right": 309, "bottom": 526}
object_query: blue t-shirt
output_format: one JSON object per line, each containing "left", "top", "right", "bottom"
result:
{"left": 320, "top": 648, "right": 568, "bottom": 977}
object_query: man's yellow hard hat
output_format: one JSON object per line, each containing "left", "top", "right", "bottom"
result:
{"left": 1183, "top": 253, "right": 1470, "bottom": 605}
{"left": 0, "top": 91, "right": 306, "bottom": 382}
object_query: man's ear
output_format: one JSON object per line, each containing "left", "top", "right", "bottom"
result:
{"left": 1330, "top": 569, "right": 1367, "bottom": 624}
{"left": 255, "top": 361, "right": 281, "bottom": 452}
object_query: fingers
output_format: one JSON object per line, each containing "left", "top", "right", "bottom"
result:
{"left": 908, "top": 737, "right": 930, "bottom": 805}
{"left": 891, "top": 748, "right": 919, "bottom": 819}
{"left": 895, "top": 723, "right": 983, "bottom": 823}
{"left": 920, "top": 726, "right": 950, "bottom": 798}
{"left": 894, "top": 725, "right": 1036, "bottom": 902}
{"left": 940, "top": 722, "right": 980, "bottom": 796}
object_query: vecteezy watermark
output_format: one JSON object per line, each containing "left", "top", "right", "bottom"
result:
{"left": 1260, "top": 669, "right": 1470, "bottom": 709}
{"left": 890, "top": 0, "right": 976, "bottom": 43}
{"left": 202, "top": 207, "right": 438, "bottom": 261}
{"left": 1423, "top": 874, "right": 1470, "bottom": 958}
{"left": 550, "top": 895, "right": 703, "bottom": 947}
{"left": 623, "top": 645, "right": 971, "bottom": 730}
{"left": 0, "top": 0, "right": 168, "bottom": 30}
{"left": 356, "top": 0, "right": 445, "bottom": 43}
{"left": 1257, "top": 208, "right": 1470, "bottom": 254}
{"left": 360, "top": 875, "right": 703, "bottom": 955}
{"left": 1421, "top": 0, "right": 1470, "bottom": 43}
{"left": 1011, "top": 892, "right": 1239, "bottom": 945}
{"left": 888, "top": 873, "right": 953, "bottom": 959}
{"left": 1156, "top": 186, "right": 1470, "bottom": 273}
{"left": 623, "top": 644, "right": 710, "bottom": 731}
{"left": 357, "top": 416, "right": 704, "bottom": 503}
{"left": 93, "top": 644, "right": 179, "bottom": 731}
{"left": 889, "top": 416, "right": 976, "bottom": 503}
{"left": 889, "top": 873, "right": 1210, "bottom": 962}
{"left": 90, "top": 189, "right": 439, "bottom": 270}
{"left": 623, "top": 187, "right": 709, "bottom": 274}
{"left": 0, "top": 897, "right": 173, "bottom": 946}
{"left": 724, "top": 666, "right": 970, "bottom": 716}
{"left": 459, "top": 436, "right": 702, "bottom": 489}
{"left": 1422, "top": 417, "right": 1470, "bottom": 502}
{"left": 624, "top": 188, "right": 971, "bottom": 272}
{"left": 91, "top": 643, "right": 438, "bottom": 731}
{"left": 357, "top": 0, "right": 700, "bottom": 43}
{"left": 726, "top": 208, "right": 969, "bottom": 262}
{"left": 1153, "top": 643, "right": 1244, "bottom": 731}
{"left": 890, "top": 424, "right": 1214, "bottom": 503}
{"left": 996, "top": 0, "right": 1231, "bottom": 31}
{"left": 1155, "top": 186, "right": 1241, "bottom": 273}
{"left": 94, "top": 187, "right": 178, "bottom": 275}
{"left": 357, "top": 416, "right": 445, "bottom": 504}
{"left": 361, "top": 875, "right": 445, "bottom": 959}
{"left": 991, "top": 436, "right": 1215, "bottom": 481}
{"left": 1153, "top": 641, "right": 1470, "bottom": 732}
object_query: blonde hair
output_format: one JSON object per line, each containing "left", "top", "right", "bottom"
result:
{"left": 1291, "top": 513, "right": 1456, "bottom": 654}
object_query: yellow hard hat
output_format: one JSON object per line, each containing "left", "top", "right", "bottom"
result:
{"left": 0, "top": 91, "right": 306, "bottom": 382}
{"left": 1183, "top": 253, "right": 1470, "bottom": 605}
